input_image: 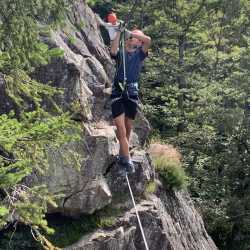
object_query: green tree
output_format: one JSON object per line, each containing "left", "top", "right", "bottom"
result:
{"left": 0, "top": 110, "right": 80, "bottom": 233}
{"left": 0, "top": 0, "right": 68, "bottom": 73}
{"left": 106, "top": 0, "right": 250, "bottom": 248}
{"left": 0, "top": 0, "right": 82, "bottom": 245}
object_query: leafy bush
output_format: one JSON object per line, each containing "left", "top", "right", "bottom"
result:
{"left": 153, "top": 155, "right": 188, "bottom": 190}
{"left": 0, "top": 110, "right": 81, "bottom": 232}
{"left": 144, "top": 181, "right": 157, "bottom": 195}
{"left": 44, "top": 205, "right": 122, "bottom": 248}
{"left": 149, "top": 143, "right": 188, "bottom": 190}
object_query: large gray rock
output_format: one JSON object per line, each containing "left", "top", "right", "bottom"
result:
{"left": 64, "top": 192, "right": 217, "bottom": 250}
{"left": 107, "top": 150, "right": 154, "bottom": 196}
{"left": 24, "top": 124, "right": 119, "bottom": 216}
{"left": 23, "top": 0, "right": 151, "bottom": 215}
{"left": 32, "top": 0, "right": 113, "bottom": 121}
{"left": 21, "top": 0, "right": 113, "bottom": 215}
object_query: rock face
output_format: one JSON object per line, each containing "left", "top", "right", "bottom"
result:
{"left": 1, "top": 0, "right": 126, "bottom": 217}
{"left": 24, "top": 0, "right": 151, "bottom": 216}
{"left": 65, "top": 192, "right": 217, "bottom": 250}
{"left": 0, "top": 0, "right": 217, "bottom": 249}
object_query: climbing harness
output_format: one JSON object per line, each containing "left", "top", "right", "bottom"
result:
{"left": 126, "top": 173, "right": 149, "bottom": 250}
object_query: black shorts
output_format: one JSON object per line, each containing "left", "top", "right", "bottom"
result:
{"left": 111, "top": 95, "right": 138, "bottom": 120}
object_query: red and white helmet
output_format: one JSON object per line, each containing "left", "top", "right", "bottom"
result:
{"left": 106, "top": 12, "right": 117, "bottom": 25}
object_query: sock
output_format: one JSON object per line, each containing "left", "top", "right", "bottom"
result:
{"left": 119, "top": 155, "right": 130, "bottom": 164}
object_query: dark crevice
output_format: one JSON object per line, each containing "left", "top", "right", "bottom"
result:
{"left": 103, "top": 157, "right": 117, "bottom": 177}
{"left": 62, "top": 180, "right": 89, "bottom": 209}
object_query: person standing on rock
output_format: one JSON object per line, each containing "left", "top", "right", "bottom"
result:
{"left": 96, "top": 13, "right": 151, "bottom": 175}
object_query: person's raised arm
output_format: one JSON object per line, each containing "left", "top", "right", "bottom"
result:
{"left": 130, "top": 32, "right": 151, "bottom": 53}
{"left": 110, "top": 31, "right": 121, "bottom": 56}
{"left": 95, "top": 13, "right": 121, "bottom": 56}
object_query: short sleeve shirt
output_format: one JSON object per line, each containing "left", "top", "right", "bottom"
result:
{"left": 111, "top": 47, "right": 148, "bottom": 96}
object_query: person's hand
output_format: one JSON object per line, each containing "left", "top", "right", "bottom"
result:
{"left": 124, "top": 29, "right": 132, "bottom": 40}
{"left": 106, "top": 21, "right": 125, "bottom": 41}
{"left": 116, "top": 22, "right": 132, "bottom": 40}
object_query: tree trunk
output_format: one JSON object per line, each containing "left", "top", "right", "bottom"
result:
{"left": 177, "top": 34, "right": 187, "bottom": 133}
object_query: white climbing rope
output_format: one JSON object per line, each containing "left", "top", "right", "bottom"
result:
{"left": 125, "top": 173, "right": 149, "bottom": 250}
{"left": 121, "top": 29, "right": 127, "bottom": 85}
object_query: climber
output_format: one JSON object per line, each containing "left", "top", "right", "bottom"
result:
{"left": 96, "top": 14, "right": 151, "bottom": 175}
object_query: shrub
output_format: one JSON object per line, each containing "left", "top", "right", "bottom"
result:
{"left": 149, "top": 143, "right": 188, "bottom": 190}
{"left": 144, "top": 181, "right": 157, "bottom": 197}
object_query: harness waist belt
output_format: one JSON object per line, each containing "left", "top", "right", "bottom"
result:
{"left": 116, "top": 81, "right": 138, "bottom": 86}
{"left": 116, "top": 81, "right": 138, "bottom": 91}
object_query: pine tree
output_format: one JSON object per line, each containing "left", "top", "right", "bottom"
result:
{"left": 0, "top": 0, "right": 82, "bottom": 242}
{"left": 108, "top": 0, "right": 250, "bottom": 248}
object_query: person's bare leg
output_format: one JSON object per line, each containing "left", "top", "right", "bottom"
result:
{"left": 113, "top": 113, "right": 129, "bottom": 157}
{"left": 114, "top": 114, "right": 135, "bottom": 173}
{"left": 125, "top": 116, "right": 133, "bottom": 144}
{"left": 124, "top": 116, "right": 135, "bottom": 172}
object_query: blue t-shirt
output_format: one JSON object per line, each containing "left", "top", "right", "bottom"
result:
{"left": 111, "top": 47, "right": 148, "bottom": 96}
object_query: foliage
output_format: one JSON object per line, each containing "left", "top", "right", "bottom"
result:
{"left": 4, "top": 69, "right": 64, "bottom": 113}
{"left": 0, "top": 224, "right": 42, "bottom": 250}
{"left": 0, "top": 203, "right": 121, "bottom": 249}
{"left": 149, "top": 143, "right": 187, "bottom": 189}
{"left": 44, "top": 205, "right": 122, "bottom": 248}
{"left": 0, "top": 0, "right": 82, "bottom": 243}
{"left": 100, "top": 0, "right": 250, "bottom": 248}
{"left": 152, "top": 155, "right": 188, "bottom": 190}
{"left": 0, "top": 0, "right": 70, "bottom": 73}
{"left": 0, "top": 109, "right": 81, "bottom": 232}
{"left": 67, "top": 35, "right": 77, "bottom": 45}
{"left": 144, "top": 181, "right": 157, "bottom": 196}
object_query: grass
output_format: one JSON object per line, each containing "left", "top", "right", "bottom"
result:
{"left": 144, "top": 181, "right": 157, "bottom": 196}
{"left": 67, "top": 35, "right": 76, "bottom": 45}
{"left": 149, "top": 143, "right": 188, "bottom": 190}
{"left": 45, "top": 204, "right": 122, "bottom": 248}
{"left": 0, "top": 191, "right": 129, "bottom": 249}
{"left": 153, "top": 155, "right": 188, "bottom": 190}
